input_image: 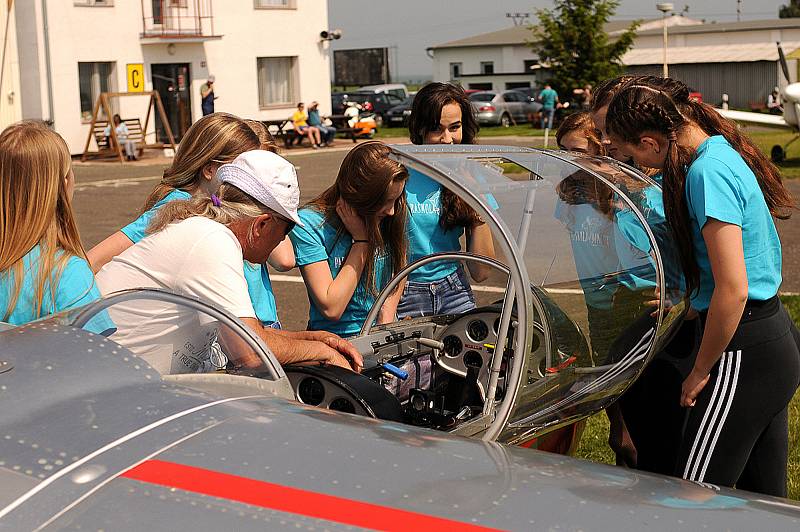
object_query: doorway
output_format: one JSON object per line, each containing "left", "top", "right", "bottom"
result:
{"left": 151, "top": 63, "right": 191, "bottom": 143}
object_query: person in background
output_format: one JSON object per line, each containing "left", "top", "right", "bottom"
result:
{"left": 290, "top": 142, "right": 408, "bottom": 337}
{"left": 104, "top": 114, "right": 137, "bottom": 161}
{"left": 606, "top": 83, "right": 799, "bottom": 497}
{"left": 307, "top": 101, "right": 337, "bottom": 147}
{"left": 539, "top": 83, "right": 560, "bottom": 130}
{"left": 200, "top": 75, "right": 217, "bottom": 116}
{"left": 0, "top": 121, "right": 103, "bottom": 325}
{"left": 97, "top": 150, "right": 362, "bottom": 374}
{"left": 768, "top": 86, "right": 783, "bottom": 115}
{"left": 291, "top": 102, "right": 322, "bottom": 148}
{"left": 397, "top": 82, "right": 495, "bottom": 319}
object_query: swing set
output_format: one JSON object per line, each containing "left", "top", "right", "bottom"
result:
{"left": 80, "top": 91, "right": 177, "bottom": 163}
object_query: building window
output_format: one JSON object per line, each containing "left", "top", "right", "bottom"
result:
{"left": 469, "top": 82, "right": 492, "bottom": 91}
{"left": 74, "top": 0, "right": 113, "bottom": 5}
{"left": 78, "top": 62, "right": 116, "bottom": 121}
{"left": 257, "top": 57, "right": 298, "bottom": 108}
{"left": 506, "top": 82, "right": 530, "bottom": 90}
{"left": 254, "top": 0, "right": 296, "bottom": 8}
{"left": 480, "top": 62, "right": 494, "bottom": 75}
{"left": 523, "top": 59, "right": 539, "bottom": 73}
{"left": 449, "top": 62, "right": 462, "bottom": 79}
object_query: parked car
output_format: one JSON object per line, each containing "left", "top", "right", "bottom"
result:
{"left": 385, "top": 95, "right": 415, "bottom": 127}
{"left": 510, "top": 87, "right": 544, "bottom": 113}
{"left": 331, "top": 91, "right": 406, "bottom": 127}
{"left": 469, "top": 90, "right": 536, "bottom": 127}
{"left": 357, "top": 83, "right": 409, "bottom": 100}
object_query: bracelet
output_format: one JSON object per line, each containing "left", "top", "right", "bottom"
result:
{"left": 352, "top": 239, "right": 369, "bottom": 244}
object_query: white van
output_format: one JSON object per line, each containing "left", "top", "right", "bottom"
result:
{"left": 357, "top": 83, "right": 409, "bottom": 101}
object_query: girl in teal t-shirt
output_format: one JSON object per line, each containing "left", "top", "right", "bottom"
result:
{"left": 397, "top": 82, "right": 496, "bottom": 319}
{"left": 290, "top": 142, "right": 409, "bottom": 337}
{"left": 0, "top": 122, "right": 103, "bottom": 326}
{"left": 606, "top": 82, "right": 800, "bottom": 497}
{"left": 86, "top": 113, "right": 293, "bottom": 327}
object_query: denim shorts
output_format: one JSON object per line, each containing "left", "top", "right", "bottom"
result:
{"left": 397, "top": 266, "right": 476, "bottom": 318}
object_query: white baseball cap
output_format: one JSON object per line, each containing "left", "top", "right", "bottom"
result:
{"left": 216, "top": 150, "right": 303, "bottom": 227}
{"left": 208, "top": 74, "right": 216, "bottom": 82}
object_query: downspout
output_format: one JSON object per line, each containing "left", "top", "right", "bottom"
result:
{"left": 40, "top": 0, "right": 54, "bottom": 126}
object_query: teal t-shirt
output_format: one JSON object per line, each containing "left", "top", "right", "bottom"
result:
{"left": 289, "top": 208, "right": 389, "bottom": 337}
{"left": 539, "top": 88, "right": 558, "bottom": 109}
{"left": 685, "top": 135, "right": 782, "bottom": 310}
{"left": 0, "top": 246, "right": 104, "bottom": 326}
{"left": 121, "top": 188, "right": 280, "bottom": 325}
{"left": 405, "top": 170, "right": 464, "bottom": 283}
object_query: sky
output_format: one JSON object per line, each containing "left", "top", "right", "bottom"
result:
{"left": 327, "top": 0, "right": 792, "bottom": 80}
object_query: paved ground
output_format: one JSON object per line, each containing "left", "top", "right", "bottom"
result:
{"left": 72, "top": 136, "right": 800, "bottom": 331}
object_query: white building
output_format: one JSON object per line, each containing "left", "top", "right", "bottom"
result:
{"left": 430, "top": 16, "right": 800, "bottom": 109}
{"left": 9, "top": 0, "right": 333, "bottom": 153}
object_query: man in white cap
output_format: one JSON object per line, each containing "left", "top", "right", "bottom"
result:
{"left": 201, "top": 74, "right": 217, "bottom": 116}
{"left": 768, "top": 86, "right": 783, "bottom": 115}
{"left": 97, "top": 149, "right": 363, "bottom": 375}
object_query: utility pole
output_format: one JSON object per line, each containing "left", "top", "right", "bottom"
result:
{"left": 506, "top": 12, "right": 530, "bottom": 26}
{"left": 737, "top": 0, "right": 742, "bottom": 22}
{"left": 657, "top": 3, "right": 674, "bottom": 78}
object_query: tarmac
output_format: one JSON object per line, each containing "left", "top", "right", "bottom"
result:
{"left": 72, "top": 136, "right": 800, "bottom": 331}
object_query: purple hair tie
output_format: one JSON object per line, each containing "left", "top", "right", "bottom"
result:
{"left": 211, "top": 194, "right": 221, "bottom": 207}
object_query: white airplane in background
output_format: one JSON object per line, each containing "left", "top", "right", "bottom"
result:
{"left": 717, "top": 42, "right": 800, "bottom": 162}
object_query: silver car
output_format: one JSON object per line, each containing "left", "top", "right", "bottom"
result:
{"left": 470, "top": 90, "right": 536, "bottom": 127}
{"left": 1, "top": 146, "right": 799, "bottom": 530}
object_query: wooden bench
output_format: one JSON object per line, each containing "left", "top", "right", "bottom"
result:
{"left": 92, "top": 118, "right": 144, "bottom": 156}
{"left": 329, "top": 114, "right": 363, "bottom": 142}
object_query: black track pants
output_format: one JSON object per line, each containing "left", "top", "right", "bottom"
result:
{"left": 676, "top": 297, "right": 800, "bottom": 497}
{"left": 618, "top": 316, "right": 700, "bottom": 476}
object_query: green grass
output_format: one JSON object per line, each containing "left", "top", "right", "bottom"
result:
{"left": 576, "top": 294, "right": 800, "bottom": 500}
{"left": 374, "top": 125, "right": 547, "bottom": 139}
{"left": 374, "top": 126, "right": 800, "bottom": 178}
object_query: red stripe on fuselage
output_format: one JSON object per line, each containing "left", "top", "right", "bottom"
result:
{"left": 121, "top": 459, "right": 502, "bottom": 531}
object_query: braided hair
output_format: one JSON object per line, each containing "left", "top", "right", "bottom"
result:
{"left": 606, "top": 85, "right": 704, "bottom": 294}
{"left": 607, "top": 83, "right": 794, "bottom": 296}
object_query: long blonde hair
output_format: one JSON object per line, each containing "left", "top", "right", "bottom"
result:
{"left": 141, "top": 113, "right": 260, "bottom": 212}
{"left": 0, "top": 121, "right": 86, "bottom": 320}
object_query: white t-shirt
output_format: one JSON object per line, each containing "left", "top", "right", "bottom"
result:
{"left": 97, "top": 216, "right": 256, "bottom": 374}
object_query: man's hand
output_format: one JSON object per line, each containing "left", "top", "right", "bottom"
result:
{"left": 302, "top": 330, "right": 363, "bottom": 372}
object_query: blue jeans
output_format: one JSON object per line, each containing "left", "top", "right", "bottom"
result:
{"left": 318, "top": 125, "right": 337, "bottom": 143}
{"left": 541, "top": 107, "right": 555, "bottom": 129}
{"left": 396, "top": 267, "right": 476, "bottom": 318}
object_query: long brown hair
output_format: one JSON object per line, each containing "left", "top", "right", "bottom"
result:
{"left": 244, "top": 119, "right": 279, "bottom": 153}
{"left": 306, "top": 142, "right": 408, "bottom": 295}
{"left": 606, "top": 84, "right": 794, "bottom": 295}
{"left": 591, "top": 75, "right": 639, "bottom": 113}
{"left": 408, "top": 82, "right": 482, "bottom": 230}
{"left": 0, "top": 121, "right": 87, "bottom": 320}
{"left": 141, "top": 113, "right": 260, "bottom": 212}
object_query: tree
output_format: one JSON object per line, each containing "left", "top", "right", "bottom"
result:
{"left": 529, "top": 0, "right": 639, "bottom": 97}
{"left": 780, "top": 0, "right": 800, "bottom": 18}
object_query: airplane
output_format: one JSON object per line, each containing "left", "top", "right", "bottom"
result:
{"left": 717, "top": 42, "right": 800, "bottom": 162}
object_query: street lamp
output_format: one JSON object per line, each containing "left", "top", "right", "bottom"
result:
{"left": 656, "top": 3, "right": 674, "bottom": 77}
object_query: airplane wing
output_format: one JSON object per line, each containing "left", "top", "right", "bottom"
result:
{"left": 716, "top": 108, "right": 794, "bottom": 129}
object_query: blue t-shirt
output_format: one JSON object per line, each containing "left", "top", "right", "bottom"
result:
{"left": 405, "top": 170, "right": 464, "bottom": 283}
{"left": 121, "top": 189, "right": 280, "bottom": 325}
{"left": 539, "top": 88, "right": 558, "bottom": 109}
{"left": 289, "top": 208, "right": 389, "bottom": 337}
{"left": 685, "top": 135, "right": 782, "bottom": 310}
{"left": 0, "top": 246, "right": 103, "bottom": 326}
{"left": 307, "top": 109, "right": 322, "bottom": 127}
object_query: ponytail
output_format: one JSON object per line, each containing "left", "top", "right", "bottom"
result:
{"left": 686, "top": 100, "right": 794, "bottom": 219}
